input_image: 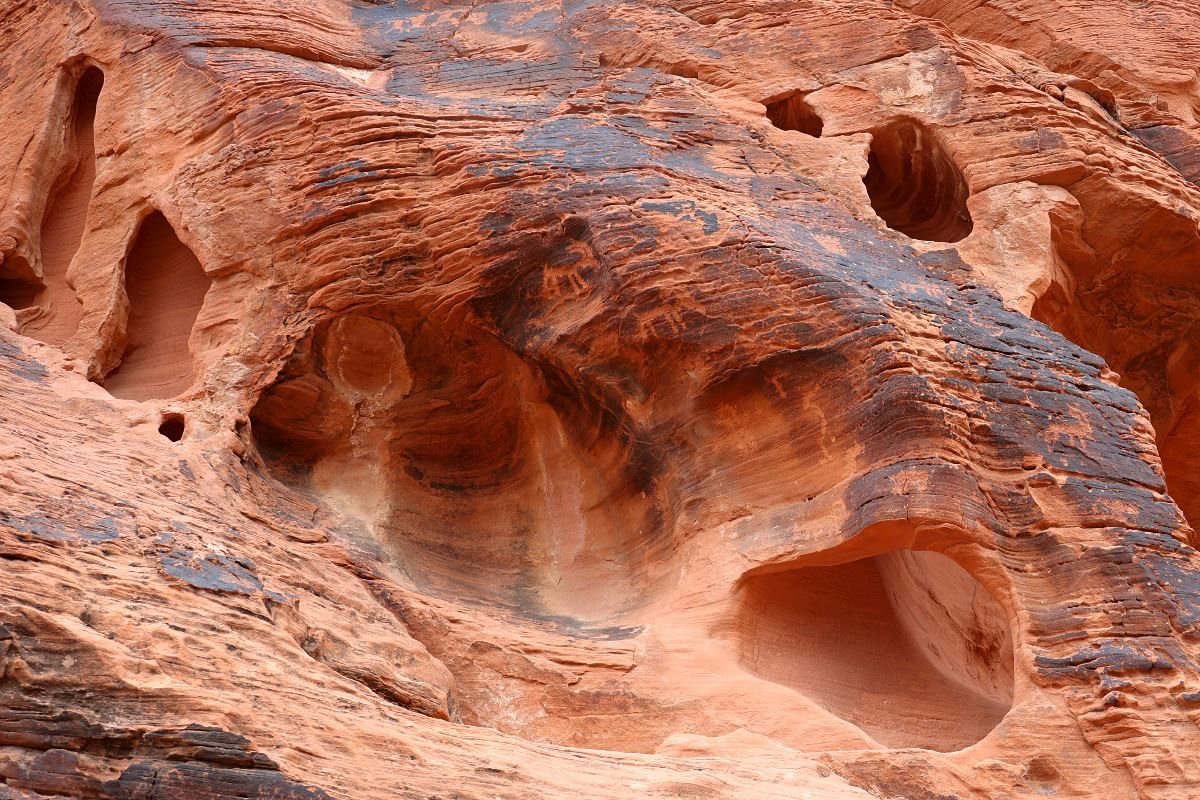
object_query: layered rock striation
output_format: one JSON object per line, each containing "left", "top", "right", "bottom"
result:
{"left": 1, "top": 1, "right": 1199, "bottom": 798}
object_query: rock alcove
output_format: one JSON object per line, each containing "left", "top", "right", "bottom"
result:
{"left": 737, "top": 549, "right": 1015, "bottom": 752}
{"left": 863, "top": 118, "right": 973, "bottom": 243}
{"left": 765, "top": 91, "right": 824, "bottom": 137}
{"left": 103, "top": 211, "right": 212, "bottom": 401}
{"left": 249, "top": 308, "right": 667, "bottom": 620}
{"left": 249, "top": 308, "right": 1018, "bottom": 755}
{"left": 0, "top": 66, "right": 104, "bottom": 342}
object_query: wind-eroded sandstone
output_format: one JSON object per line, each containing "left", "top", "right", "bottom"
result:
{"left": 1, "top": 1, "right": 1199, "bottom": 799}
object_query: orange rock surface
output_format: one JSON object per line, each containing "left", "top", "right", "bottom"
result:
{"left": 1, "top": 1, "right": 1199, "bottom": 798}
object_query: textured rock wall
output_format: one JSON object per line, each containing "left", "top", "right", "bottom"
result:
{"left": 1, "top": 1, "right": 1199, "bottom": 798}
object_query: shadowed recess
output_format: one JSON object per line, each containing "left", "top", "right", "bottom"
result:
{"left": 22, "top": 66, "right": 104, "bottom": 345}
{"left": 737, "top": 549, "right": 1014, "bottom": 751}
{"left": 1030, "top": 199, "right": 1200, "bottom": 544}
{"left": 249, "top": 308, "right": 667, "bottom": 620}
{"left": 765, "top": 91, "right": 823, "bottom": 137}
{"left": 159, "top": 413, "right": 186, "bottom": 442}
{"left": 0, "top": 254, "right": 41, "bottom": 310}
{"left": 863, "top": 118, "right": 973, "bottom": 243}
{"left": 103, "top": 212, "right": 212, "bottom": 401}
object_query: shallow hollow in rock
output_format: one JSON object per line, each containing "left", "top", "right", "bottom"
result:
{"left": 736, "top": 549, "right": 1014, "bottom": 751}
{"left": 765, "top": 91, "right": 824, "bottom": 137}
{"left": 0, "top": 254, "right": 42, "bottom": 311}
{"left": 863, "top": 118, "right": 973, "bottom": 243}
{"left": 21, "top": 65, "right": 104, "bottom": 346}
{"left": 249, "top": 307, "right": 668, "bottom": 620}
{"left": 103, "top": 212, "right": 212, "bottom": 401}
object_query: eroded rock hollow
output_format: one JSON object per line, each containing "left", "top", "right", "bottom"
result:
{"left": 1, "top": 1, "right": 1199, "bottom": 799}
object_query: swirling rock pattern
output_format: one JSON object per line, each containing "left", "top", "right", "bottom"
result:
{"left": 0, "top": 1, "right": 1199, "bottom": 798}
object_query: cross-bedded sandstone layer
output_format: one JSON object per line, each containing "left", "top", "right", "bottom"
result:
{"left": 1, "top": 1, "right": 1199, "bottom": 799}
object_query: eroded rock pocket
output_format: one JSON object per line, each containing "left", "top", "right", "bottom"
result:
{"left": 863, "top": 118, "right": 973, "bottom": 243}
{"left": 765, "top": 91, "right": 824, "bottom": 138}
{"left": 2, "top": 66, "right": 104, "bottom": 342}
{"left": 249, "top": 307, "right": 666, "bottom": 619}
{"left": 103, "top": 212, "right": 211, "bottom": 401}
{"left": 737, "top": 549, "right": 1014, "bottom": 751}
{"left": 159, "top": 413, "right": 186, "bottom": 442}
{"left": 1029, "top": 203, "right": 1200, "bottom": 543}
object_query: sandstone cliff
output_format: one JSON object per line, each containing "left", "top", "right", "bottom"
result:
{"left": 1, "top": 1, "right": 1199, "bottom": 799}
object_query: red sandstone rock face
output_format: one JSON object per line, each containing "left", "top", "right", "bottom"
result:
{"left": 1, "top": 1, "right": 1199, "bottom": 798}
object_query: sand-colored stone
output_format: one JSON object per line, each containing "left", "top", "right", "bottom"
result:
{"left": 1, "top": 1, "right": 1199, "bottom": 798}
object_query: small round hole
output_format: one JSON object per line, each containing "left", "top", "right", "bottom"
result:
{"left": 158, "top": 414, "right": 185, "bottom": 442}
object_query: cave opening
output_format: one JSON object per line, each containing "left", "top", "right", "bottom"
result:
{"left": 736, "top": 549, "right": 1014, "bottom": 751}
{"left": 22, "top": 66, "right": 104, "bottom": 346}
{"left": 103, "top": 212, "right": 211, "bottom": 402}
{"left": 765, "top": 91, "right": 824, "bottom": 137}
{"left": 862, "top": 118, "right": 973, "bottom": 243}
{"left": 1033, "top": 281, "right": 1200, "bottom": 545}
{"left": 158, "top": 414, "right": 186, "bottom": 442}
{"left": 0, "top": 256, "right": 43, "bottom": 311}
{"left": 1029, "top": 204, "right": 1200, "bottom": 546}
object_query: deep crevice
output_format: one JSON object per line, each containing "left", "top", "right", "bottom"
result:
{"left": 22, "top": 66, "right": 103, "bottom": 346}
{"left": 765, "top": 91, "right": 823, "bottom": 137}
{"left": 103, "top": 212, "right": 211, "bottom": 402}
{"left": 863, "top": 118, "right": 973, "bottom": 243}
